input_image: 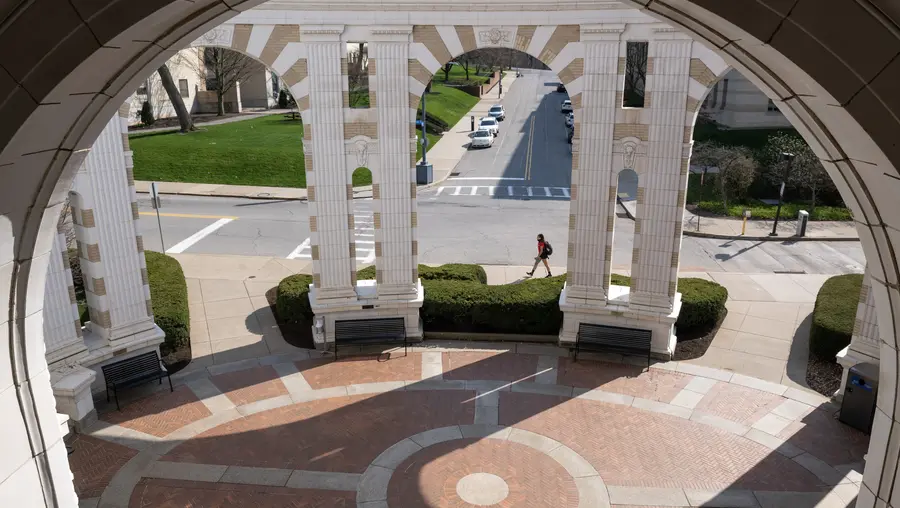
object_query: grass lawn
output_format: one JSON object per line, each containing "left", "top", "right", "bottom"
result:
{"left": 432, "top": 65, "right": 491, "bottom": 84}
{"left": 696, "top": 200, "right": 853, "bottom": 221}
{"left": 421, "top": 84, "right": 480, "bottom": 128}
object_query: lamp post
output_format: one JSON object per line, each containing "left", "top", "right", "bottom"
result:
{"left": 769, "top": 152, "right": 795, "bottom": 237}
{"left": 416, "top": 90, "right": 433, "bottom": 184}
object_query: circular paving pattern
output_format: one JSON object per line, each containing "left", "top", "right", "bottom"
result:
{"left": 456, "top": 473, "right": 510, "bottom": 505}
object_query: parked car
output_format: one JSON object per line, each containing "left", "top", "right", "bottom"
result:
{"left": 567, "top": 127, "right": 573, "bottom": 144}
{"left": 470, "top": 129, "right": 495, "bottom": 149}
{"left": 478, "top": 117, "right": 500, "bottom": 136}
{"left": 488, "top": 104, "right": 506, "bottom": 121}
{"left": 556, "top": 83, "right": 566, "bottom": 93}
{"left": 565, "top": 112, "right": 574, "bottom": 128}
{"left": 561, "top": 100, "right": 572, "bottom": 113}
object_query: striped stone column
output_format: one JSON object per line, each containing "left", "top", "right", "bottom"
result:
{"left": 837, "top": 269, "right": 881, "bottom": 399}
{"left": 370, "top": 28, "right": 419, "bottom": 299}
{"left": 42, "top": 228, "right": 86, "bottom": 366}
{"left": 70, "top": 107, "right": 162, "bottom": 350}
{"left": 302, "top": 26, "right": 358, "bottom": 302}
{"left": 628, "top": 33, "right": 694, "bottom": 313}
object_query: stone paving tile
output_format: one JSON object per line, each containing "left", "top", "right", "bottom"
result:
{"left": 210, "top": 365, "right": 289, "bottom": 406}
{"left": 101, "top": 384, "right": 212, "bottom": 438}
{"left": 694, "top": 382, "right": 786, "bottom": 426}
{"left": 128, "top": 478, "right": 355, "bottom": 507}
{"left": 557, "top": 359, "right": 691, "bottom": 403}
{"left": 777, "top": 407, "right": 869, "bottom": 466}
{"left": 163, "top": 391, "right": 475, "bottom": 473}
{"left": 441, "top": 351, "right": 540, "bottom": 382}
{"left": 67, "top": 434, "right": 138, "bottom": 498}
{"left": 296, "top": 353, "right": 421, "bottom": 389}
{"left": 499, "top": 392, "right": 823, "bottom": 492}
{"left": 386, "top": 438, "right": 579, "bottom": 507}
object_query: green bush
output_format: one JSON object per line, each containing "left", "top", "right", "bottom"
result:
{"left": 810, "top": 274, "right": 863, "bottom": 359}
{"left": 145, "top": 251, "right": 190, "bottom": 350}
{"left": 276, "top": 274, "right": 314, "bottom": 323}
{"left": 358, "top": 264, "right": 487, "bottom": 284}
{"left": 602, "top": 274, "right": 727, "bottom": 331}
{"left": 139, "top": 101, "right": 155, "bottom": 126}
{"left": 697, "top": 200, "right": 852, "bottom": 221}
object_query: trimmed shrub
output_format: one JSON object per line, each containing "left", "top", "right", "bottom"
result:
{"left": 139, "top": 101, "right": 155, "bottom": 126}
{"left": 598, "top": 274, "right": 728, "bottom": 331}
{"left": 810, "top": 274, "right": 863, "bottom": 359}
{"left": 145, "top": 251, "right": 190, "bottom": 351}
{"left": 276, "top": 274, "right": 314, "bottom": 323}
{"left": 278, "top": 89, "right": 289, "bottom": 109}
{"left": 357, "top": 264, "right": 487, "bottom": 284}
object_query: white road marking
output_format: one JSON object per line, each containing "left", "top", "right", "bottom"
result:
{"left": 488, "top": 186, "right": 496, "bottom": 196}
{"left": 507, "top": 186, "right": 514, "bottom": 196}
{"left": 287, "top": 238, "right": 312, "bottom": 259}
{"left": 526, "top": 187, "right": 533, "bottom": 197}
{"left": 436, "top": 187, "right": 446, "bottom": 196}
{"left": 166, "top": 218, "right": 234, "bottom": 254}
{"left": 561, "top": 188, "right": 570, "bottom": 198}
{"left": 356, "top": 240, "right": 375, "bottom": 244}
{"left": 469, "top": 186, "right": 478, "bottom": 196}
{"left": 452, "top": 187, "right": 462, "bottom": 196}
{"left": 448, "top": 177, "right": 525, "bottom": 181}
{"left": 543, "top": 187, "right": 551, "bottom": 197}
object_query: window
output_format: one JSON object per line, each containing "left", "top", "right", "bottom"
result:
{"left": 622, "top": 41, "right": 648, "bottom": 108}
{"left": 347, "top": 41, "right": 369, "bottom": 108}
{"left": 271, "top": 74, "right": 280, "bottom": 98}
{"left": 136, "top": 80, "right": 148, "bottom": 96}
{"left": 178, "top": 79, "right": 190, "bottom": 98}
{"left": 767, "top": 99, "right": 780, "bottom": 112}
{"left": 719, "top": 79, "right": 728, "bottom": 110}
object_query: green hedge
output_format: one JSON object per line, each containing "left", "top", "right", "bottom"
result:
{"left": 358, "top": 264, "right": 487, "bottom": 284}
{"left": 145, "top": 251, "right": 190, "bottom": 351}
{"left": 276, "top": 274, "right": 314, "bottom": 323}
{"left": 605, "top": 274, "right": 727, "bottom": 331}
{"left": 810, "top": 274, "right": 863, "bottom": 359}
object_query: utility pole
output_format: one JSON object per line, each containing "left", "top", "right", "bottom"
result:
{"left": 769, "top": 152, "right": 795, "bottom": 237}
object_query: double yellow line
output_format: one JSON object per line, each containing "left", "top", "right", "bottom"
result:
{"left": 524, "top": 116, "right": 536, "bottom": 181}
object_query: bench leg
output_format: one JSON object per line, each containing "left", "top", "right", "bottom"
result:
{"left": 113, "top": 387, "right": 120, "bottom": 411}
{"left": 167, "top": 374, "right": 174, "bottom": 392}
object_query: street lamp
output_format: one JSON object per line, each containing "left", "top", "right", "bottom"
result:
{"left": 769, "top": 152, "right": 795, "bottom": 236}
{"left": 416, "top": 90, "right": 433, "bottom": 184}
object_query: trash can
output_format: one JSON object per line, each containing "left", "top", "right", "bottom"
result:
{"left": 416, "top": 162, "right": 433, "bottom": 185}
{"left": 796, "top": 210, "right": 809, "bottom": 237}
{"left": 839, "top": 362, "right": 879, "bottom": 434}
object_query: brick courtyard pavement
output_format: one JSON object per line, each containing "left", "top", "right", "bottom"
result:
{"left": 72, "top": 343, "right": 867, "bottom": 508}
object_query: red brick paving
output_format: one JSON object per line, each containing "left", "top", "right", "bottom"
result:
{"left": 296, "top": 353, "right": 421, "bottom": 389}
{"left": 67, "top": 434, "right": 138, "bottom": 498}
{"left": 387, "top": 438, "right": 579, "bottom": 508}
{"left": 101, "top": 385, "right": 211, "bottom": 437}
{"left": 163, "top": 390, "right": 475, "bottom": 473}
{"left": 499, "top": 392, "right": 824, "bottom": 492}
{"left": 778, "top": 406, "right": 869, "bottom": 466}
{"left": 211, "top": 365, "right": 289, "bottom": 406}
{"left": 442, "top": 351, "right": 539, "bottom": 382}
{"left": 128, "top": 478, "right": 355, "bottom": 507}
{"left": 693, "top": 382, "right": 785, "bottom": 426}
{"left": 557, "top": 359, "right": 690, "bottom": 403}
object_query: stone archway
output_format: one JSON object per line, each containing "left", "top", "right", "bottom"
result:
{"left": 0, "top": 1, "right": 898, "bottom": 507}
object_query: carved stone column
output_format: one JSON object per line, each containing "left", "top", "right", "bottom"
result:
{"left": 43, "top": 230, "right": 86, "bottom": 366}
{"left": 836, "top": 269, "right": 881, "bottom": 400}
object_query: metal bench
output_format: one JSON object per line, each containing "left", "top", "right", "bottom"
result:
{"left": 334, "top": 318, "right": 407, "bottom": 359}
{"left": 574, "top": 323, "right": 653, "bottom": 366}
{"left": 101, "top": 351, "right": 172, "bottom": 410}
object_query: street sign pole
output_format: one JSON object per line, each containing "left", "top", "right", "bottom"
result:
{"left": 150, "top": 182, "right": 166, "bottom": 251}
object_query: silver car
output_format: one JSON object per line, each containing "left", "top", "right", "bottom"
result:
{"left": 488, "top": 104, "right": 506, "bottom": 121}
{"left": 478, "top": 117, "right": 500, "bottom": 136}
{"left": 470, "top": 129, "right": 495, "bottom": 149}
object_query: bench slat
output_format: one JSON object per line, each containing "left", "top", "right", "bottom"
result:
{"left": 101, "top": 351, "right": 164, "bottom": 385}
{"left": 575, "top": 323, "right": 651, "bottom": 361}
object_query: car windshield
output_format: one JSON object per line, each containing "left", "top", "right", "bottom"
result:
{"left": 474, "top": 131, "right": 490, "bottom": 137}
{"left": 490, "top": 106, "right": 502, "bottom": 112}
{"left": 480, "top": 119, "right": 496, "bottom": 125}
{"left": 564, "top": 100, "right": 571, "bottom": 105}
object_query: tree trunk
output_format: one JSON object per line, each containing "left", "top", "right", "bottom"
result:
{"left": 464, "top": 61, "right": 470, "bottom": 80}
{"left": 157, "top": 64, "right": 195, "bottom": 133}
{"left": 811, "top": 182, "right": 817, "bottom": 215}
{"left": 216, "top": 90, "right": 225, "bottom": 116}
{"left": 718, "top": 172, "right": 728, "bottom": 212}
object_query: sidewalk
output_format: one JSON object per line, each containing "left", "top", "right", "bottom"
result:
{"left": 174, "top": 253, "right": 831, "bottom": 391}
{"left": 416, "top": 72, "right": 519, "bottom": 187}
{"left": 134, "top": 181, "right": 372, "bottom": 201}
{"left": 682, "top": 208, "right": 859, "bottom": 241}
{"left": 129, "top": 109, "right": 293, "bottom": 135}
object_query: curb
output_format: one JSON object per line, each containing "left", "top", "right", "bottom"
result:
{"left": 135, "top": 188, "right": 374, "bottom": 202}
{"left": 682, "top": 230, "right": 860, "bottom": 242}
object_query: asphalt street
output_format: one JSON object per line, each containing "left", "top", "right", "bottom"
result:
{"left": 134, "top": 71, "right": 865, "bottom": 275}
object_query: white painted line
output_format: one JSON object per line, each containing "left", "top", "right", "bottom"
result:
{"left": 507, "top": 186, "right": 513, "bottom": 196}
{"left": 435, "top": 187, "right": 446, "bottom": 196}
{"left": 166, "top": 218, "right": 234, "bottom": 254}
{"left": 452, "top": 186, "right": 462, "bottom": 196}
{"left": 356, "top": 240, "right": 375, "bottom": 244}
{"left": 469, "top": 186, "right": 478, "bottom": 196}
{"left": 286, "top": 238, "right": 312, "bottom": 259}
{"left": 543, "top": 186, "right": 551, "bottom": 197}
{"left": 363, "top": 248, "right": 376, "bottom": 263}
{"left": 449, "top": 176, "right": 525, "bottom": 181}
{"left": 561, "top": 188, "right": 570, "bottom": 198}
{"left": 357, "top": 233, "right": 375, "bottom": 237}
{"left": 488, "top": 186, "right": 496, "bottom": 196}
{"left": 526, "top": 187, "right": 533, "bottom": 197}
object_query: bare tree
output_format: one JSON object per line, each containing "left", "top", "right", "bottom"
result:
{"left": 157, "top": 64, "right": 195, "bottom": 133}
{"left": 623, "top": 42, "right": 648, "bottom": 107}
{"left": 691, "top": 141, "right": 757, "bottom": 211}
{"left": 188, "top": 47, "right": 258, "bottom": 116}
{"left": 762, "top": 132, "right": 834, "bottom": 214}
{"left": 346, "top": 43, "right": 369, "bottom": 107}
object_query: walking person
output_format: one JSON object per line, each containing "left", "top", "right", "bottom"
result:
{"left": 526, "top": 234, "right": 553, "bottom": 278}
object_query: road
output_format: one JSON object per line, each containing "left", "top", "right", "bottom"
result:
{"left": 134, "top": 70, "right": 865, "bottom": 275}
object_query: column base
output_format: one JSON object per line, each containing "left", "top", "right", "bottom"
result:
{"left": 558, "top": 283, "right": 681, "bottom": 359}
{"left": 51, "top": 365, "right": 98, "bottom": 431}
{"left": 311, "top": 279, "right": 424, "bottom": 352}
{"left": 82, "top": 322, "right": 165, "bottom": 395}
{"left": 835, "top": 344, "right": 880, "bottom": 401}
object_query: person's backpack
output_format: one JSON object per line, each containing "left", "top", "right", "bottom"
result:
{"left": 544, "top": 242, "right": 553, "bottom": 256}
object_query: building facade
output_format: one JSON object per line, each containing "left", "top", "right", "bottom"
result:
{"left": 699, "top": 69, "right": 793, "bottom": 130}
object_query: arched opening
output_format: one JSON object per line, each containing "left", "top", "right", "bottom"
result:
{"left": 0, "top": 3, "right": 898, "bottom": 507}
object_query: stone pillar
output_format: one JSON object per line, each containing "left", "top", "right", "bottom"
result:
{"left": 558, "top": 26, "right": 623, "bottom": 348}
{"left": 836, "top": 269, "right": 881, "bottom": 400}
{"left": 70, "top": 105, "right": 163, "bottom": 392}
{"left": 43, "top": 229, "right": 86, "bottom": 366}
{"left": 304, "top": 26, "right": 357, "bottom": 305}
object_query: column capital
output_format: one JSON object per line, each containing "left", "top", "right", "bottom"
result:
{"left": 580, "top": 24, "right": 625, "bottom": 41}
{"left": 300, "top": 25, "right": 345, "bottom": 41}
{"left": 369, "top": 26, "right": 413, "bottom": 42}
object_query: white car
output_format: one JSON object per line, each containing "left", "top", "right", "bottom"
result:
{"left": 478, "top": 117, "right": 500, "bottom": 136}
{"left": 488, "top": 104, "right": 506, "bottom": 121}
{"left": 565, "top": 112, "right": 574, "bottom": 128}
{"left": 469, "top": 129, "right": 495, "bottom": 149}
{"left": 561, "top": 99, "right": 573, "bottom": 113}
